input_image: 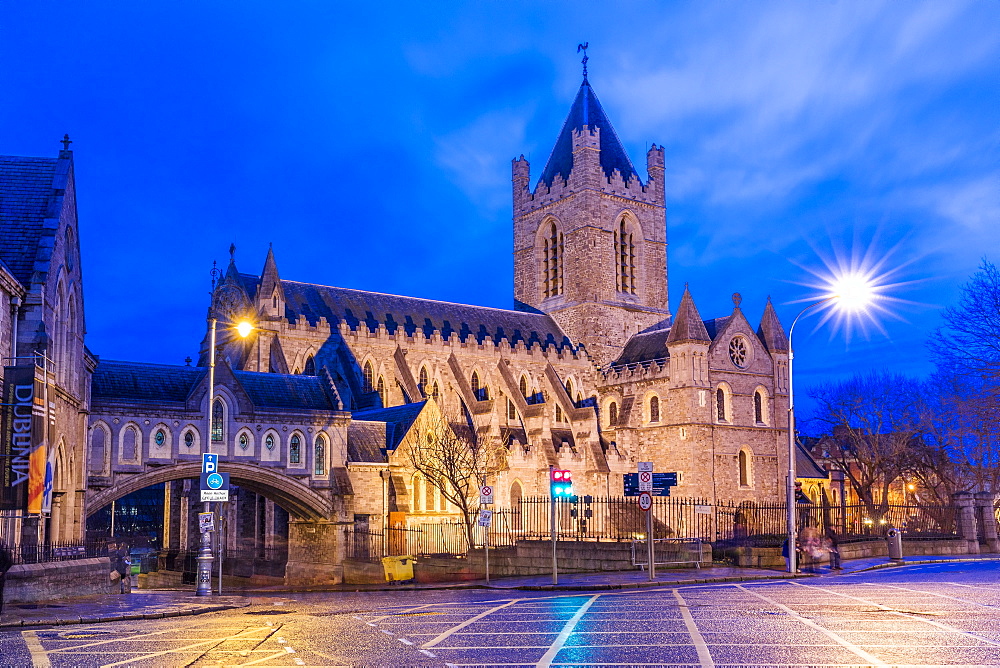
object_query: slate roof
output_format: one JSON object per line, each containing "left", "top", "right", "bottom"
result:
{"left": 0, "top": 156, "right": 58, "bottom": 286}
{"left": 346, "top": 422, "right": 387, "bottom": 463}
{"left": 352, "top": 401, "right": 426, "bottom": 453}
{"left": 272, "top": 280, "right": 574, "bottom": 350}
{"left": 615, "top": 329, "right": 671, "bottom": 366}
{"left": 92, "top": 360, "right": 205, "bottom": 403}
{"left": 796, "top": 439, "right": 828, "bottom": 479}
{"left": 231, "top": 370, "right": 336, "bottom": 410}
{"left": 702, "top": 317, "right": 731, "bottom": 341}
{"left": 538, "top": 78, "right": 639, "bottom": 188}
{"left": 666, "top": 288, "right": 711, "bottom": 344}
{"left": 757, "top": 298, "right": 789, "bottom": 352}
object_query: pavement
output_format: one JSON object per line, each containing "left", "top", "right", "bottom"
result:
{"left": 3, "top": 553, "right": 999, "bottom": 629}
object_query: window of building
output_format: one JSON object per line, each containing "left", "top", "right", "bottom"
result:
{"left": 425, "top": 479, "right": 436, "bottom": 512}
{"left": 507, "top": 398, "right": 517, "bottom": 421}
{"left": 519, "top": 375, "right": 529, "bottom": 402}
{"left": 363, "top": 361, "right": 374, "bottom": 392}
{"left": 739, "top": 449, "right": 751, "bottom": 487}
{"left": 314, "top": 435, "right": 326, "bottom": 475}
{"left": 272, "top": 294, "right": 278, "bottom": 309}
{"left": 122, "top": 426, "right": 138, "bottom": 462}
{"left": 290, "top": 434, "right": 301, "bottom": 463}
{"left": 303, "top": 355, "right": 316, "bottom": 375}
{"left": 90, "top": 425, "right": 107, "bottom": 473}
{"left": 608, "top": 402, "right": 618, "bottom": 427}
{"left": 418, "top": 366, "right": 428, "bottom": 397}
{"left": 542, "top": 221, "right": 564, "bottom": 298}
{"left": 555, "top": 404, "right": 563, "bottom": 423}
{"left": 239, "top": 433, "right": 250, "bottom": 450}
{"left": 154, "top": 429, "right": 165, "bottom": 446}
{"left": 471, "top": 371, "right": 487, "bottom": 400}
{"left": 754, "top": 390, "right": 763, "bottom": 424}
{"left": 649, "top": 395, "right": 660, "bottom": 423}
{"left": 265, "top": 434, "right": 275, "bottom": 450}
{"left": 184, "top": 430, "right": 195, "bottom": 448}
{"left": 614, "top": 218, "right": 636, "bottom": 294}
{"left": 212, "top": 399, "right": 224, "bottom": 442}
{"left": 377, "top": 376, "right": 387, "bottom": 406}
{"left": 432, "top": 381, "right": 440, "bottom": 400}
{"left": 716, "top": 388, "right": 726, "bottom": 422}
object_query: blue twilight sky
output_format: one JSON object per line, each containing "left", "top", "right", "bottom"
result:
{"left": 1, "top": 2, "right": 997, "bottom": 422}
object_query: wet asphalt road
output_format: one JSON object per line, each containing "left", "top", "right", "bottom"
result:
{"left": 5, "top": 561, "right": 1000, "bottom": 666}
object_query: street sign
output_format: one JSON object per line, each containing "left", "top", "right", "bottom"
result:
{"left": 480, "top": 485, "right": 494, "bottom": 505}
{"left": 638, "top": 470, "right": 652, "bottom": 492}
{"left": 638, "top": 491, "right": 653, "bottom": 512}
{"left": 624, "top": 472, "right": 678, "bottom": 496}
{"left": 638, "top": 462, "right": 653, "bottom": 472}
{"left": 200, "top": 471, "right": 230, "bottom": 502}
{"left": 202, "top": 453, "right": 219, "bottom": 473}
{"left": 198, "top": 512, "right": 215, "bottom": 533}
{"left": 695, "top": 504, "right": 712, "bottom": 515}
{"left": 478, "top": 509, "right": 493, "bottom": 527}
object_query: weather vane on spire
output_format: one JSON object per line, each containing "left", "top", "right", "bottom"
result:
{"left": 577, "top": 42, "right": 589, "bottom": 79}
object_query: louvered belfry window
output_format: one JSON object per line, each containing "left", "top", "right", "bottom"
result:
{"left": 542, "top": 222, "right": 564, "bottom": 298}
{"left": 615, "top": 218, "right": 636, "bottom": 294}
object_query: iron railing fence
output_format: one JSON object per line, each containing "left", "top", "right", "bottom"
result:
{"left": 345, "top": 525, "right": 469, "bottom": 562}
{"left": 0, "top": 540, "right": 125, "bottom": 565}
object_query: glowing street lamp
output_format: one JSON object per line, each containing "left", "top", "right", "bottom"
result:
{"left": 196, "top": 314, "right": 254, "bottom": 596}
{"left": 785, "top": 272, "right": 876, "bottom": 574}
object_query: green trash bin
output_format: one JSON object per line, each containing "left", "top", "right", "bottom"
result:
{"left": 381, "top": 555, "right": 415, "bottom": 583}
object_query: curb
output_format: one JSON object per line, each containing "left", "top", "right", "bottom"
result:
{"left": 848, "top": 555, "right": 1000, "bottom": 574}
{"left": 0, "top": 600, "right": 251, "bottom": 629}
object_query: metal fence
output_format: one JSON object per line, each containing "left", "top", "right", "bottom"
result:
{"left": 346, "top": 524, "right": 469, "bottom": 562}
{"left": 0, "top": 540, "right": 120, "bottom": 565}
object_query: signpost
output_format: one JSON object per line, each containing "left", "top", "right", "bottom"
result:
{"left": 198, "top": 512, "right": 214, "bottom": 533}
{"left": 638, "top": 463, "right": 655, "bottom": 581}
{"left": 479, "top": 485, "right": 493, "bottom": 584}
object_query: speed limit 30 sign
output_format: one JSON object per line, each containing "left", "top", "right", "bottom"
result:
{"left": 638, "top": 491, "right": 653, "bottom": 511}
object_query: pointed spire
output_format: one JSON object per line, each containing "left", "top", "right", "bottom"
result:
{"left": 667, "top": 285, "right": 711, "bottom": 344}
{"left": 757, "top": 297, "right": 789, "bottom": 352}
{"left": 537, "top": 72, "right": 639, "bottom": 188}
{"left": 259, "top": 243, "right": 284, "bottom": 308}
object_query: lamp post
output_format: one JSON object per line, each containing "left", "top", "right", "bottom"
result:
{"left": 196, "top": 314, "right": 254, "bottom": 596}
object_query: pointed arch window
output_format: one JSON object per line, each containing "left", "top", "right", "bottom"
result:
{"left": 212, "top": 399, "right": 225, "bottom": 442}
{"left": 289, "top": 434, "right": 301, "bottom": 464}
{"left": 649, "top": 395, "right": 660, "bottom": 423}
{"left": 754, "top": 391, "right": 763, "bottom": 424}
{"left": 122, "top": 426, "right": 138, "bottom": 462}
{"left": 519, "top": 375, "right": 529, "bottom": 401}
{"left": 555, "top": 404, "right": 563, "bottom": 423}
{"left": 507, "top": 398, "right": 517, "bottom": 421}
{"left": 377, "top": 376, "right": 386, "bottom": 407}
{"left": 363, "top": 361, "right": 374, "bottom": 392}
{"left": 314, "top": 434, "right": 327, "bottom": 475}
{"left": 739, "top": 449, "right": 751, "bottom": 487}
{"left": 471, "top": 371, "right": 487, "bottom": 401}
{"left": 608, "top": 402, "right": 618, "bottom": 427}
{"left": 303, "top": 355, "right": 316, "bottom": 376}
{"left": 418, "top": 366, "right": 429, "bottom": 397}
{"left": 542, "top": 222, "right": 564, "bottom": 298}
{"left": 432, "top": 381, "right": 440, "bottom": 400}
{"left": 614, "top": 218, "right": 636, "bottom": 294}
{"left": 89, "top": 425, "right": 107, "bottom": 473}
{"left": 717, "top": 388, "right": 726, "bottom": 422}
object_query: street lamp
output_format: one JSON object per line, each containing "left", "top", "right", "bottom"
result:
{"left": 196, "top": 315, "right": 254, "bottom": 596}
{"left": 785, "top": 273, "right": 875, "bottom": 574}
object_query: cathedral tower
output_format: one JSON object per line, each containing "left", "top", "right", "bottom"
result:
{"left": 513, "top": 69, "right": 668, "bottom": 367}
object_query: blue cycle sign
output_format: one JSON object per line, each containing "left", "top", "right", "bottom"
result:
{"left": 200, "top": 471, "right": 230, "bottom": 502}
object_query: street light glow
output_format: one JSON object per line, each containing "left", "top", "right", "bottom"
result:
{"left": 236, "top": 321, "right": 254, "bottom": 338}
{"left": 826, "top": 270, "right": 877, "bottom": 313}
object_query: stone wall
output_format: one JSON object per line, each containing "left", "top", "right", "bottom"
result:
{"left": 3, "top": 557, "right": 114, "bottom": 603}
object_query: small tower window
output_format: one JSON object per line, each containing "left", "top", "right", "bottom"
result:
{"left": 739, "top": 449, "right": 751, "bottom": 487}
{"left": 272, "top": 294, "right": 278, "bottom": 309}
{"left": 377, "top": 376, "right": 387, "bottom": 406}
{"left": 507, "top": 398, "right": 517, "bottom": 421}
{"left": 519, "top": 375, "right": 529, "bottom": 401}
{"left": 649, "top": 395, "right": 660, "bottom": 423}
{"left": 432, "top": 381, "right": 440, "bottom": 400}
{"left": 290, "top": 434, "right": 301, "bottom": 463}
{"left": 471, "top": 371, "right": 487, "bottom": 400}
{"left": 303, "top": 355, "right": 316, "bottom": 376}
{"left": 608, "top": 402, "right": 618, "bottom": 427}
{"left": 542, "top": 222, "right": 564, "bottom": 298}
{"left": 717, "top": 388, "right": 726, "bottom": 422}
{"left": 614, "top": 218, "right": 636, "bottom": 294}
{"left": 211, "top": 399, "right": 224, "bottom": 442}
{"left": 555, "top": 404, "right": 563, "bottom": 423}
{"left": 754, "top": 391, "right": 763, "bottom": 424}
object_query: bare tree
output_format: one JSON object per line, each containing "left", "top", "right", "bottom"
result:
{"left": 929, "top": 259, "right": 1000, "bottom": 386}
{"left": 808, "top": 371, "right": 923, "bottom": 520}
{"left": 404, "top": 404, "right": 508, "bottom": 549}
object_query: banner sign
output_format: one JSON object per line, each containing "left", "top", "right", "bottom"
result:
{"left": 624, "top": 472, "right": 678, "bottom": 497}
{"left": 0, "top": 365, "right": 46, "bottom": 512}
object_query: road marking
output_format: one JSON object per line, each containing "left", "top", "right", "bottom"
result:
{"left": 380, "top": 629, "right": 395, "bottom": 636}
{"left": 419, "top": 649, "right": 436, "bottom": 657}
{"left": 399, "top": 637, "right": 414, "bottom": 645}
{"left": 736, "top": 585, "right": 889, "bottom": 667}
{"left": 422, "top": 598, "right": 523, "bottom": 648}
{"left": 22, "top": 631, "right": 51, "bottom": 668}
{"left": 240, "top": 650, "right": 293, "bottom": 666}
{"left": 672, "top": 589, "right": 714, "bottom": 668}
{"left": 792, "top": 582, "right": 1000, "bottom": 648}
{"left": 285, "top": 646, "right": 296, "bottom": 653}
{"left": 535, "top": 595, "right": 600, "bottom": 668}
{"left": 98, "top": 625, "right": 275, "bottom": 668}
{"left": 876, "top": 582, "right": 1000, "bottom": 611}
{"left": 294, "top": 658, "right": 305, "bottom": 665}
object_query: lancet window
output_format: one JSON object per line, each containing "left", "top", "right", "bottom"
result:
{"left": 542, "top": 222, "right": 564, "bottom": 298}
{"left": 614, "top": 218, "right": 636, "bottom": 294}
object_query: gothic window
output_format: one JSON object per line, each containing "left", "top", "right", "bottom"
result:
{"left": 471, "top": 371, "right": 487, "bottom": 400}
{"left": 716, "top": 388, "right": 726, "bottom": 422}
{"left": 89, "top": 424, "right": 107, "bottom": 473}
{"left": 265, "top": 433, "right": 275, "bottom": 450}
{"left": 576, "top": 392, "right": 583, "bottom": 406}
{"left": 608, "top": 402, "right": 618, "bottom": 427}
{"left": 507, "top": 398, "right": 517, "bottom": 421}
{"left": 418, "top": 366, "right": 428, "bottom": 397}
{"left": 239, "top": 432, "right": 250, "bottom": 450}
{"left": 272, "top": 294, "right": 278, "bottom": 309}
{"left": 425, "top": 478, "right": 436, "bottom": 511}
{"left": 363, "top": 361, "right": 374, "bottom": 392}
{"left": 519, "top": 375, "right": 529, "bottom": 401}
{"left": 729, "top": 336, "right": 749, "bottom": 369}
{"left": 614, "top": 218, "right": 636, "bottom": 294}
{"left": 184, "top": 430, "right": 195, "bottom": 448}
{"left": 377, "top": 376, "right": 387, "bottom": 407}
{"left": 314, "top": 435, "right": 327, "bottom": 475}
{"left": 649, "top": 395, "right": 660, "bottom": 423}
{"left": 542, "top": 222, "right": 564, "bottom": 298}
{"left": 555, "top": 404, "right": 563, "bottom": 423}
{"left": 122, "top": 426, "right": 138, "bottom": 462}
{"left": 154, "top": 429, "right": 166, "bottom": 446}
{"left": 432, "top": 381, "right": 440, "bottom": 400}
{"left": 211, "top": 399, "right": 224, "bottom": 442}
{"left": 290, "top": 434, "right": 301, "bottom": 463}
{"left": 754, "top": 391, "right": 763, "bottom": 424}
{"left": 412, "top": 475, "right": 424, "bottom": 512}
{"left": 303, "top": 355, "right": 316, "bottom": 376}
{"left": 739, "top": 449, "right": 751, "bottom": 487}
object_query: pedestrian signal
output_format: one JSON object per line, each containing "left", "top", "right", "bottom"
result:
{"left": 550, "top": 469, "right": 573, "bottom": 497}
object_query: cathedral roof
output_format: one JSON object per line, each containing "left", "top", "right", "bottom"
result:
{"left": 273, "top": 280, "right": 575, "bottom": 350}
{"left": 231, "top": 370, "right": 337, "bottom": 410}
{"left": 0, "top": 155, "right": 60, "bottom": 286}
{"left": 615, "top": 328, "right": 671, "bottom": 366}
{"left": 537, "top": 78, "right": 639, "bottom": 188}
{"left": 757, "top": 297, "right": 789, "bottom": 352}
{"left": 666, "top": 287, "right": 711, "bottom": 344}
{"left": 351, "top": 401, "right": 427, "bottom": 459}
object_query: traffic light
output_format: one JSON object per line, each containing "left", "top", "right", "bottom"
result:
{"left": 550, "top": 469, "right": 573, "bottom": 497}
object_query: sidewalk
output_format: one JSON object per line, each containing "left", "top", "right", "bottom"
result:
{"left": 3, "top": 554, "right": 998, "bottom": 628}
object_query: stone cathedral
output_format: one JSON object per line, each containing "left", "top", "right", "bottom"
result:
{"left": 2, "top": 65, "right": 803, "bottom": 584}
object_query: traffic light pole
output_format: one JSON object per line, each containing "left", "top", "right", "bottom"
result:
{"left": 550, "top": 465, "right": 557, "bottom": 585}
